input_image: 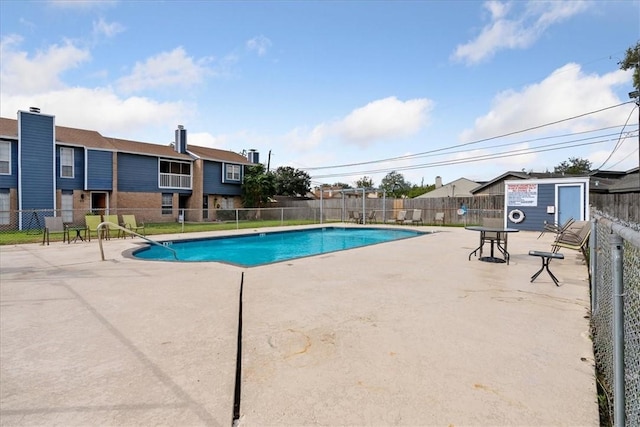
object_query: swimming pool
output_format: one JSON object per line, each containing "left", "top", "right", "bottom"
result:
{"left": 132, "top": 227, "right": 426, "bottom": 266}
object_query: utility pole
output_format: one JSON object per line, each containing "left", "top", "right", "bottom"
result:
{"left": 267, "top": 150, "right": 271, "bottom": 172}
{"left": 631, "top": 90, "right": 640, "bottom": 186}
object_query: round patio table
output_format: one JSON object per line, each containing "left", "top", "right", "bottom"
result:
{"left": 465, "top": 226, "right": 519, "bottom": 263}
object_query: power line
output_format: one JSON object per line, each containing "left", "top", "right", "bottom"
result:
{"left": 594, "top": 104, "right": 638, "bottom": 170}
{"left": 311, "top": 132, "right": 637, "bottom": 179}
{"left": 607, "top": 147, "right": 639, "bottom": 170}
{"left": 304, "top": 124, "right": 634, "bottom": 171}
{"left": 303, "top": 101, "right": 635, "bottom": 172}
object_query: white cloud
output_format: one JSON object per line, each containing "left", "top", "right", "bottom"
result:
{"left": 0, "top": 37, "right": 194, "bottom": 141}
{"left": 48, "top": 0, "right": 118, "bottom": 9}
{"left": 457, "top": 64, "right": 636, "bottom": 172}
{"left": 338, "top": 97, "right": 433, "bottom": 144}
{"left": 188, "top": 132, "right": 230, "bottom": 150}
{"left": 92, "top": 17, "right": 125, "bottom": 38}
{"left": 1, "top": 87, "right": 187, "bottom": 138}
{"left": 0, "top": 35, "right": 91, "bottom": 95}
{"left": 283, "top": 123, "right": 330, "bottom": 151}
{"left": 285, "top": 96, "right": 433, "bottom": 152}
{"left": 452, "top": 0, "right": 589, "bottom": 64}
{"left": 116, "top": 47, "right": 213, "bottom": 93}
{"left": 460, "top": 64, "right": 631, "bottom": 142}
{"left": 246, "top": 35, "right": 272, "bottom": 56}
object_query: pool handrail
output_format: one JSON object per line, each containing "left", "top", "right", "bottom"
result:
{"left": 97, "top": 221, "right": 178, "bottom": 261}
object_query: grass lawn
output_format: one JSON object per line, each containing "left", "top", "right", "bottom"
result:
{"left": 0, "top": 220, "right": 320, "bottom": 245}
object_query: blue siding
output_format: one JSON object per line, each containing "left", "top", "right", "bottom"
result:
{"left": 506, "top": 182, "right": 586, "bottom": 231}
{"left": 0, "top": 140, "right": 18, "bottom": 188}
{"left": 19, "top": 112, "right": 55, "bottom": 217}
{"left": 203, "top": 161, "right": 242, "bottom": 195}
{"left": 86, "top": 150, "right": 113, "bottom": 190}
{"left": 56, "top": 145, "right": 85, "bottom": 190}
{"left": 118, "top": 153, "right": 159, "bottom": 192}
{"left": 505, "top": 184, "right": 556, "bottom": 231}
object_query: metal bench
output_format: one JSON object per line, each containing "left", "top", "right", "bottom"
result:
{"left": 529, "top": 250, "right": 564, "bottom": 286}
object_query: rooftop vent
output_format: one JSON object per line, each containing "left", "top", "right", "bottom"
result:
{"left": 29, "top": 107, "right": 40, "bottom": 113}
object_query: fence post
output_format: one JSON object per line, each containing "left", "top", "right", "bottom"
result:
{"left": 590, "top": 218, "right": 598, "bottom": 313}
{"left": 611, "top": 233, "right": 625, "bottom": 427}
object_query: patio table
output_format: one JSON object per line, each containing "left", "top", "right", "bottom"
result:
{"left": 67, "top": 226, "right": 87, "bottom": 243}
{"left": 466, "top": 226, "right": 519, "bottom": 264}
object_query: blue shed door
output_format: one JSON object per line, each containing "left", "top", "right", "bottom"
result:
{"left": 558, "top": 185, "right": 581, "bottom": 225}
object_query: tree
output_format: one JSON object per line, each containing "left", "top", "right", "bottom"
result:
{"left": 355, "top": 176, "right": 374, "bottom": 188}
{"left": 406, "top": 183, "right": 435, "bottom": 198}
{"left": 242, "top": 163, "right": 276, "bottom": 207}
{"left": 380, "top": 171, "right": 411, "bottom": 197}
{"left": 553, "top": 157, "right": 592, "bottom": 175}
{"left": 273, "top": 166, "right": 311, "bottom": 197}
{"left": 332, "top": 182, "right": 352, "bottom": 189}
{"left": 619, "top": 41, "right": 640, "bottom": 91}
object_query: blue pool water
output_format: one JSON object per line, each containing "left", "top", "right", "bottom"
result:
{"left": 132, "top": 227, "right": 426, "bottom": 266}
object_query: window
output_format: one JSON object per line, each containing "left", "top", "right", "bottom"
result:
{"left": 60, "top": 147, "right": 74, "bottom": 178}
{"left": 225, "top": 164, "right": 241, "bottom": 181}
{"left": 0, "top": 141, "right": 10, "bottom": 175}
{"left": 61, "top": 191, "right": 73, "bottom": 223}
{"left": 0, "top": 190, "right": 9, "bottom": 225}
{"left": 159, "top": 159, "right": 191, "bottom": 189}
{"left": 220, "top": 196, "right": 234, "bottom": 210}
{"left": 162, "top": 193, "right": 173, "bottom": 215}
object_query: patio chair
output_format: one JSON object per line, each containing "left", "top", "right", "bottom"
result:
{"left": 538, "top": 217, "right": 575, "bottom": 240}
{"left": 84, "top": 214, "right": 103, "bottom": 242}
{"left": 121, "top": 214, "right": 145, "bottom": 237}
{"left": 550, "top": 220, "right": 591, "bottom": 282}
{"left": 434, "top": 212, "right": 445, "bottom": 225}
{"left": 104, "top": 214, "right": 120, "bottom": 239}
{"left": 409, "top": 209, "right": 423, "bottom": 225}
{"left": 366, "top": 210, "right": 376, "bottom": 224}
{"left": 42, "top": 216, "right": 69, "bottom": 245}
{"left": 395, "top": 210, "right": 407, "bottom": 224}
{"left": 552, "top": 221, "right": 590, "bottom": 259}
{"left": 348, "top": 211, "right": 360, "bottom": 224}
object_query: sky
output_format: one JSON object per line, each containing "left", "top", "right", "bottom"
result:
{"left": 1, "top": 0, "right": 639, "bottom": 188}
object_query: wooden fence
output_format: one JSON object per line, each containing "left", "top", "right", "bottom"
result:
{"left": 276, "top": 195, "right": 505, "bottom": 226}
{"left": 277, "top": 192, "right": 640, "bottom": 225}
{"left": 590, "top": 193, "right": 640, "bottom": 223}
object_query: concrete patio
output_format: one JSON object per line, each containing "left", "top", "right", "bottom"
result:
{"left": 0, "top": 225, "right": 598, "bottom": 426}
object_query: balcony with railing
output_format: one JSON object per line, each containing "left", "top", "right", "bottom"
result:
{"left": 159, "top": 173, "right": 192, "bottom": 189}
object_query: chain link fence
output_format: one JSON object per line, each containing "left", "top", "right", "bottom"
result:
{"left": 0, "top": 205, "right": 502, "bottom": 245}
{"left": 590, "top": 210, "right": 640, "bottom": 426}
{"left": 0, "top": 207, "right": 348, "bottom": 244}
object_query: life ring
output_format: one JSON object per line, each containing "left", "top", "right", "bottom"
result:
{"left": 508, "top": 209, "right": 525, "bottom": 224}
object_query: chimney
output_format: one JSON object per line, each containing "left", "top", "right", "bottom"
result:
{"left": 247, "top": 149, "right": 259, "bottom": 164}
{"left": 29, "top": 107, "right": 40, "bottom": 113}
{"left": 435, "top": 176, "right": 442, "bottom": 188}
{"left": 174, "top": 125, "right": 187, "bottom": 154}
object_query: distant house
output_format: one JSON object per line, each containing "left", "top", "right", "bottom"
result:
{"left": 0, "top": 108, "right": 256, "bottom": 229}
{"left": 590, "top": 168, "right": 639, "bottom": 194}
{"left": 415, "top": 176, "right": 480, "bottom": 198}
{"left": 310, "top": 187, "right": 380, "bottom": 199}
